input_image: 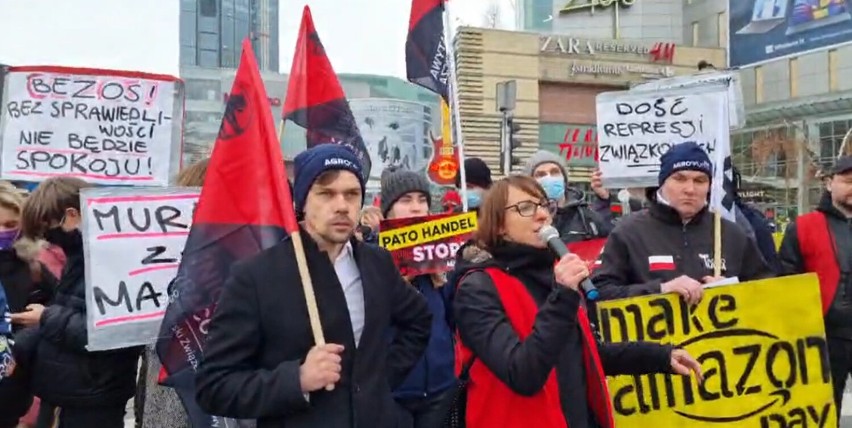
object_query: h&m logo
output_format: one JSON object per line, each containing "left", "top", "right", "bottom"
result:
{"left": 650, "top": 43, "right": 676, "bottom": 63}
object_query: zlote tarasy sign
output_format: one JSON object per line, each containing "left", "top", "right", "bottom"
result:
{"left": 597, "top": 274, "right": 835, "bottom": 427}
{"left": 560, "top": 0, "right": 635, "bottom": 15}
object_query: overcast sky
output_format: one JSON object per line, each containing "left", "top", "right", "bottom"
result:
{"left": 0, "top": 0, "right": 515, "bottom": 78}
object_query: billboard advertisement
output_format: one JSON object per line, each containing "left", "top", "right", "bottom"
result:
{"left": 729, "top": 0, "right": 852, "bottom": 67}
{"left": 349, "top": 99, "right": 438, "bottom": 182}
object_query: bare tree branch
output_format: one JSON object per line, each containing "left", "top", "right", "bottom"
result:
{"left": 482, "top": 1, "right": 501, "bottom": 28}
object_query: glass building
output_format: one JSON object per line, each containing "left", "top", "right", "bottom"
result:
{"left": 180, "top": 0, "right": 279, "bottom": 72}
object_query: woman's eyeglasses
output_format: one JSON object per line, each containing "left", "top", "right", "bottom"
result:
{"left": 505, "top": 199, "right": 556, "bottom": 217}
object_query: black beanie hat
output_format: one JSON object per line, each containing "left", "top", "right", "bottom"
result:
{"left": 455, "top": 158, "right": 492, "bottom": 189}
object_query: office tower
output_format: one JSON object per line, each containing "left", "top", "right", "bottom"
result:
{"left": 180, "top": 0, "right": 279, "bottom": 72}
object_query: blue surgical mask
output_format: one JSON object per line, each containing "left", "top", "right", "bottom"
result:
{"left": 538, "top": 176, "right": 565, "bottom": 200}
{"left": 466, "top": 189, "right": 483, "bottom": 208}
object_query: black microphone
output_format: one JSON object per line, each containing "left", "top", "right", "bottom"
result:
{"left": 538, "top": 225, "right": 599, "bottom": 301}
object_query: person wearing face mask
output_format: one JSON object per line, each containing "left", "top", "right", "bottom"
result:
{"left": 591, "top": 142, "right": 774, "bottom": 304}
{"left": 454, "top": 158, "right": 493, "bottom": 214}
{"left": 380, "top": 168, "right": 457, "bottom": 428}
{"left": 0, "top": 184, "right": 57, "bottom": 428}
{"left": 523, "top": 151, "right": 610, "bottom": 244}
{"left": 11, "top": 177, "right": 141, "bottom": 428}
{"left": 452, "top": 175, "right": 703, "bottom": 428}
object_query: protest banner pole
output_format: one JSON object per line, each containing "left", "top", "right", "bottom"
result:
{"left": 713, "top": 212, "right": 722, "bottom": 277}
{"left": 443, "top": 3, "right": 469, "bottom": 212}
{"left": 277, "top": 120, "right": 332, "bottom": 391}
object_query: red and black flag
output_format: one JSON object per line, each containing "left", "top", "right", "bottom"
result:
{"left": 283, "top": 6, "right": 371, "bottom": 178}
{"left": 406, "top": 0, "right": 449, "bottom": 101}
{"left": 156, "top": 38, "right": 298, "bottom": 428}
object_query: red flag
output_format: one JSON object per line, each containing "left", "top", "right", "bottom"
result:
{"left": 406, "top": 0, "right": 449, "bottom": 101}
{"left": 157, "top": 38, "right": 295, "bottom": 427}
{"left": 283, "top": 6, "right": 372, "bottom": 178}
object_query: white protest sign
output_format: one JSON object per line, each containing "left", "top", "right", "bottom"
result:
{"left": 0, "top": 66, "right": 184, "bottom": 185}
{"left": 631, "top": 71, "right": 745, "bottom": 130}
{"left": 596, "top": 82, "right": 729, "bottom": 188}
{"left": 82, "top": 186, "right": 199, "bottom": 351}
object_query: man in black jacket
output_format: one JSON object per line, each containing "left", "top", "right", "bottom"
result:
{"left": 196, "top": 144, "right": 432, "bottom": 428}
{"left": 778, "top": 156, "right": 852, "bottom": 418}
{"left": 592, "top": 142, "right": 774, "bottom": 303}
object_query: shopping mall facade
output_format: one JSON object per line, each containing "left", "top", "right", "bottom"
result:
{"left": 453, "top": 27, "right": 723, "bottom": 200}
{"left": 488, "top": 0, "right": 852, "bottom": 219}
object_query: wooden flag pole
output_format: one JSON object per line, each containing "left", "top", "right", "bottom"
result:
{"left": 713, "top": 211, "right": 722, "bottom": 278}
{"left": 280, "top": 121, "right": 333, "bottom": 391}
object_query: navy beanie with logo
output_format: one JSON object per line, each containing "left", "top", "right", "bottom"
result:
{"left": 658, "top": 142, "right": 713, "bottom": 186}
{"left": 293, "top": 144, "right": 366, "bottom": 215}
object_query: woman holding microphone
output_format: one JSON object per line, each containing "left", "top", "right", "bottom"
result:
{"left": 452, "top": 175, "right": 703, "bottom": 428}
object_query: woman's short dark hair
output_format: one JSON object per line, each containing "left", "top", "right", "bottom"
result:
{"left": 475, "top": 175, "right": 547, "bottom": 250}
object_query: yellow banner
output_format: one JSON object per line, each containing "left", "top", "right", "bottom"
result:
{"left": 378, "top": 212, "right": 477, "bottom": 251}
{"left": 597, "top": 274, "right": 835, "bottom": 428}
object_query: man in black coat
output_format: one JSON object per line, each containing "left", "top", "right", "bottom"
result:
{"left": 592, "top": 142, "right": 774, "bottom": 303}
{"left": 196, "top": 144, "right": 432, "bottom": 428}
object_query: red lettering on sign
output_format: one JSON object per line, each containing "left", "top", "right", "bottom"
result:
{"left": 650, "top": 42, "right": 676, "bottom": 63}
{"left": 558, "top": 127, "right": 599, "bottom": 162}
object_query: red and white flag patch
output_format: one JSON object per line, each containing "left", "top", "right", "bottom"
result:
{"left": 648, "top": 255, "right": 675, "bottom": 271}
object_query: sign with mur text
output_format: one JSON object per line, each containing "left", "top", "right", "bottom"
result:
{"left": 82, "top": 186, "right": 199, "bottom": 351}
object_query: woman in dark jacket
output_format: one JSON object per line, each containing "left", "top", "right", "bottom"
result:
{"left": 452, "top": 175, "right": 703, "bottom": 428}
{"left": 0, "top": 184, "right": 56, "bottom": 428}
{"left": 12, "top": 177, "right": 141, "bottom": 428}
{"left": 380, "top": 168, "right": 456, "bottom": 427}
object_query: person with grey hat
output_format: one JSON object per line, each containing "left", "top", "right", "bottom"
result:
{"left": 523, "top": 150, "right": 610, "bottom": 244}
{"left": 196, "top": 144, "right": 431, "bottom": 428}
{"left": 379, "top": 167, "right": 457, "bottom": 428}
{"left": 779, "top": 155, "right": 852, "bottom": 418}
{"left": 591, "top": 142, "right": 773, "bottom": 303}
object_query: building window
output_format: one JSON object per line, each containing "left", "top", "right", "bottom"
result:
{"left": 526, "top": 0, "right": 552, "bottom": 32}
{"left": 829, "top": 49, "right": 839, "bottom": 91}
{"left": 818, "top": 119, "right": 852, "bottom": 162}
{"left": 717, "top": 12, "right": 727, "bottom": 48}
{"left": 199, "top": 50, "right": 219, "bottom": 68}
{"left": 200, "top": 0, "right": 217, "bottom": 17}
{"left": 691, "top": 22, "right": 699, "bottom": 47}
{"left": 186, "top": 79, "right": 221, "bottom": 101}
